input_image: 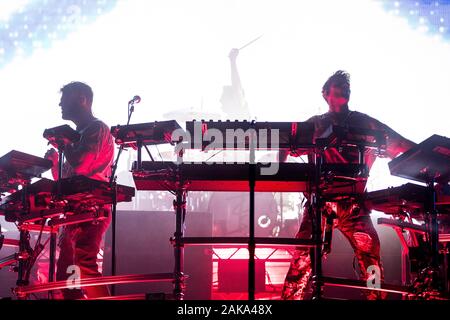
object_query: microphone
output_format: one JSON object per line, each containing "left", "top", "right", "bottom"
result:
{"left": 128, "top": 95, "right": 141, "bottom": 105}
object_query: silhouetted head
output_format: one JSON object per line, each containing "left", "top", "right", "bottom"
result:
{"left": 59, "top": 81, "right": 93, "bottom": 121}
{"left": 322, "top": 70, "right": 350, "bottom": 113}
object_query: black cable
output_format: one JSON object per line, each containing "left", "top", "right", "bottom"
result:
{"left": 34, "top": 220, "right": 46, "bottom": 251}
{"left": 24, "top": 220, "right": 47, "bottom": 283}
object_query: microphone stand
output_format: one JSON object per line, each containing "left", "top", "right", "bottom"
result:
{"left": 108, "top": 99, "right": 136, "bottom": 296}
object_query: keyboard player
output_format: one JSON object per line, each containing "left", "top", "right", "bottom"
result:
{"left": 281, "top": 70, "right": 416, "bottom": 300}
{"left": 44, "top": 82, "right": 114, "bottom": 299}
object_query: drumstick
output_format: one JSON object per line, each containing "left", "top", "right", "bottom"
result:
{"left": 238, "top": 34, "right": 263, "bottom": 51}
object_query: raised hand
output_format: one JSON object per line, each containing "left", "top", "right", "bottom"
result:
{"left": 228, "top": 48, "right": 239, "bottom": 61}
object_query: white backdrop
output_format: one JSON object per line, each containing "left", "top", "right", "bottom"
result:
{"left": 0, "top": 0, "right": 449, "bottom": 192}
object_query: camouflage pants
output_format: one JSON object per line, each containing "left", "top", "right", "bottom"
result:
{"left": 282, "top": 201, "right": 385, "bottom": 300}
